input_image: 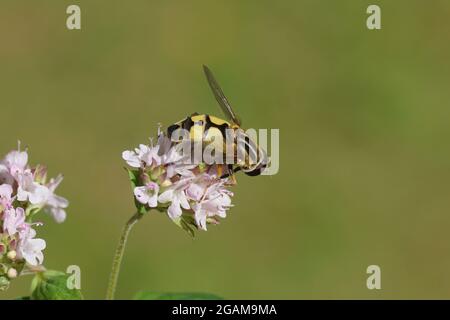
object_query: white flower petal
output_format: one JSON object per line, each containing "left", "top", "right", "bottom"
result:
{"left": 20, "top": 238, "right": 46, "bottom": 266}
{"left": 17, "top": 186, "right": 28, "bottom": 202}
{"left": 158, "top": 189, "right": 174, "bottom": 203}
{"left": 134, "top": 186, "right": 150, "bottom": 204}
{"left": 0, "top": 184, "right": 13, "bottom": 200}
{"left": 5, "top": 150, "right": 28, "bottom": 170}
{"left": 148, "top": 194, "right": 158, "bottom": 208}
{"left": 179, "top": 192, "right": 190, "bottom": 210}
{"left": 49, "top": 207, "right": 67, "bottom": 223}
{"left": 167, "top": 201, "right": 182, "bottom": 219}
{"left": 28, "top": 184, "right": 50, "bottom": 205}
{"left": 194, "top": 208, "right": 208, "bottom": 231}
{"left": 122, "top": 150, "right": 141, "bottom": 168}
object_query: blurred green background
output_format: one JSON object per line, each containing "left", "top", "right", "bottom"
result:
{"left": 1, "top": 0, "right": 450, "bottom": 299}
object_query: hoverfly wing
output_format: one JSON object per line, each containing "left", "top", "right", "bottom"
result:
{"left": 203, "top": 65, "right": 241, "bottom": 126}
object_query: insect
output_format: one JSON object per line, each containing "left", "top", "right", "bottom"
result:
{"left": 167, "top": 65, "right": 268, "bottom": 178}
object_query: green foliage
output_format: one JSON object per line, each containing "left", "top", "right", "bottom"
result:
{"left": 0, "top": 276, "right": 10, "bottom": 291}
{"left": 134, "top": 291, "right": 223, "bottom": 300}
{"left": 30, "top": 270, "right": 83, "bottom": 300}
{"left": 171, "top": 213, "right": 198, "bottom": 237}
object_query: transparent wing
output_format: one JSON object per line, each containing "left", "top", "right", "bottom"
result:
{"left": 203, "top": 65, "right": 241, "bottom": 126}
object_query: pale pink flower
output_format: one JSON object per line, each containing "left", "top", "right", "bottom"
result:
{"left": 43, "top": 175, "right": 69, "bottom": 223}
{"left": 134, "top": 181, "right": 159, "bottom": 208}
{"left": 3, "top": 207, "right": 25, "bottom": 235}
{"left": 158, "top": 184, "right": 190, "bottom": 220}
{"left": 0, "top": 184, "right": 13, "bottom": 208}
{"left": 122, "top": 150, "right": 141, "bottom": 168}
{"left": 193, "top": 184, "right": 233, "bottom": 231}
{"left": 122, "top": 144, "right": 161, "bottom": 168}
{"left": 17, "top": 226, "right": 46, "bottom": 266}
{"left": 0, "top": 145, "right": 68, "bottom": 272}
{"left": 2, "top": 150, "right": 28, "bottom": 180}
{"left": 0, "top": 164, "right": 14, "bottom": 185}
{"left": 17, "top": 170, "right": 49, "bottom": 205}
{"left": 123, "top": 130, "right": 237, "bottom": 232}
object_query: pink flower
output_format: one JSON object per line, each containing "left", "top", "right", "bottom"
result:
{"left": 134, "top": 182, "right": 159, "bottom": 208}
{"left": 158, "top": 183, "right": 190, "bottom": 220}
{"left": 122, "top": 144, "right": 161, "bottom": 168}
{"left": 2, "top": 150, "right": 28, "bottom": 180}
{"left": 0, "top": 184, "right": 13, "bottom": 208}
{"left": 17, "top": 227, "right": 46, "bottom": 266}
{"left": 0, "top": 145, "right": 68, "bottom": 272}
{"left": 123, "top": 130, "right": 237, "bottom": 233}
{"left": 0, "top": 164, "right": 14, "bottom": 185}
{"left": 43, "top": 175, "right": 69, "bottom": 223}
{"left": 193, "top": 186, "right": 233, "bottom": 231}
{"left": 17, "top": 170, "right": 50, "bottom": 205}
{"left": 3, "top": 207, "right": 25, "bottom": 235}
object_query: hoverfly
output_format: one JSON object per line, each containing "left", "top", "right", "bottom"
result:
{"left": 167, "top": 65, "right": 267, "bottom": 178}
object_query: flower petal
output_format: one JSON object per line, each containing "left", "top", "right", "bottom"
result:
{"left": 134, "top": 186, "right": 150, "bottom": 204}
{"left": 158, "top": 189, "right": 174, "bottom": 203}
{"left": 167, "top": 200, "right": 182, "bottom": 219}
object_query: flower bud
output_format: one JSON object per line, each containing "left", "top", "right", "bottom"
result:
{"left": 7, "top": 250, "right": 16, "bottom": 260}
{"left": 150, "top": 166, "right": 164, "bottom": 181}
{"left": 161, "top": 179, "right": 172, "bottom": 188}
{"left": 140, "top": 172, "right": 151, "bottom": 185}
{"left": 198, "top": 162, "right": 207, "bottom": 172}
{"left": 7, "top": 268, "right": 17, "bottom": 279}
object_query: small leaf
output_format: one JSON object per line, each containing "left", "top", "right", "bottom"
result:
{"left": 134, "top": 291, "right": 223, "bottom": 300}
{"left": 126, "top": 167, "right": 140, "bottom": 189}
{"left": 171, "top": 213, "right": 197, "bottom": 237}
{"left": 31, "top": 270, "right": 83, "bottom": 300}
{"left": 125, "top": 167, "right": 148, "bottom": 214}
{"left": 0, "top": 276, "right": 10, "bottom": 291}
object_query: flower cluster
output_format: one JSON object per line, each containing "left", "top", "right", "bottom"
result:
{"left": 0, "top": 145, "right": 68, "bottom": 289}
{"left": 122, "top": 130, "right": 234, "bottom": 234}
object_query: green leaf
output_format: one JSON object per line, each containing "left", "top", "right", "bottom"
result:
{"left": 30, "top": 270, "right": 83, "bottom": 300}
{"left": 125, "top": 167, "right": 148, "bottom": 214}
{"left": 171, "top": 213, "right": 197, "bottom": 237}
{"left": 0, "top": 276, "right": 10, "bottom": 291}
{"left": 134, "top": 291, "right": 223, "bottom": 300}
{"left": 126, "top": 167, "right": 140, "bottom": 189}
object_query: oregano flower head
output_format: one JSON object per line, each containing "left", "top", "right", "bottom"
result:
{"left": 122, "top": 129, "right": 234, "bottom": 235}
{"left": 0, "top": 144, "right": 68, "bottom": 290}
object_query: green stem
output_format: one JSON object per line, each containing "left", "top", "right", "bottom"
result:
{"left": 106, "top": 211, "right": 144, "bottom": 300}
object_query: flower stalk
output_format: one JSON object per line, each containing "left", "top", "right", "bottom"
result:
{"left": 106, "top": 211, "right": 144, "bottom": 300}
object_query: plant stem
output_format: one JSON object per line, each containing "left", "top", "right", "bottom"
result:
{"left": 20, "top": 265, "right": 47, "bottom": 276}
{"left": 106, "top": 211, "right": 144, "bottom": 300}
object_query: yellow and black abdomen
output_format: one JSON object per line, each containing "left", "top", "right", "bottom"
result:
{"left": 167, "top": 113, "right": 266, "bottom": 177}
{"left": 167, "top": 113, "right": 234, "bottom": 145}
